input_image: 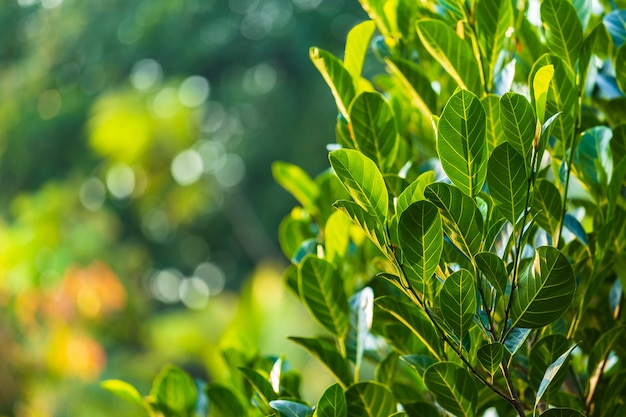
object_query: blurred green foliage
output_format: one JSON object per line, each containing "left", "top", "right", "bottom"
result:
{"left": 0, "top": 0, "right": 365, "bottom": 415}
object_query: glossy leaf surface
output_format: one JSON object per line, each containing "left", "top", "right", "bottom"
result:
{"left": 310, "top": 48, "right": 355, "bottom": 119}
{"left": 315, "top": 383, "right": 347, "bottom": 417}
{"left": 345, "top": 382, "right": 396, "bottom": 417}
{"left": 439, "top": 269, "right": 476, "bottom": 340}
{"left": 487, "top": 142, "right": 528, "bottom": 224}
{"left": 424, "top": 362, "right": 477, "bottom": 417}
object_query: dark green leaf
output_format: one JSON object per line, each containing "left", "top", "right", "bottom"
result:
{"left": 475, "top": 251, "right": 508, "bottom": 295}
{"left": 349, "top": 92, "right": 399, "bottom": 172}
{"left": 587, "top": 325, "right": 625, "bottom": 376}
{"left": 386, "top": 57, "right": 437, "bottom": 115}
{"left": 150, "top": 364, "right": 197, "bottom": 417}
{"left": 499, "top": 92, "right": 536, "bottom": 170}
{"left": 535, "top": 344, "right": 577, "bottom": 411}
{"left": 315, "top": 383, "right": 347, "bottom": 417}
{"left": 399, "top": 201, "right": 443, "bottom": 301}
{"left": 539, "top": 409, "right": 585, "bottom": 417}
{"left": 400, "top": 355, "right": 436, "bottom": 377}
{"left": 345, "top": 382, "right": 396, "bottom": 417}
{"left": 299, "top": 256, "right": 350, "bottom": 337}
{"left": 540, "top": 0, "right": 583, "bottom": 67}
{"left": 270, "top": 400, "right": 313, "bottom": 417}
{"left": 511, "top": 246, "right": 576, "bottom": 328}
{"left": 415, "top": 19, "right": 483, "bottom": 94}
{"left": 310, "top": 47, "right": 355, "bottom": 119}
{"left": 477, "top": 343, "right": 505, "bottom": 376}
{"left": 529, "top": 334, "right": 570, "bottom": 392}
{"left": 329, "top": 149, "right": 388, "bottom": 224}
{"left": 531, "top": 180, "right": 562, "bottom": 238}
{"left": 424, "top": 362, "right": 478, "bottom": 417}
{"left": 375, "top": 353, "right": 398, "bottom": 385}
{"left": 273, "top": 162, "right": 319, "bottom": 211}
{"left": 475, "top": 0, "right": 514, "bottom": 90}
{"left": 437, "top": 89, "right": 488, "bottom": 197}
{"left": 289, "top": 337, "right": 353, "bottom": 388}
{"left": 439, "top": 269, "right": 476, "bottom": 340}
{"left": 344, "top": 20, "right": 377, "bottom": 81}
{"left": 487, "top": 143, "right": 528, "bottom": 224}
{"left": 207, "top": 385, "right": 247, "bottom": 417}
{"left": 424, "top": 182, "right": 483, "bottom": 259}
{"left": 616, "top": 44, "right": 626, "bottom": 95}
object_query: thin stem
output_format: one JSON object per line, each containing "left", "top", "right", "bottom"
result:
{"left": 500, "top": 362, "right": 527, "bottom": 417}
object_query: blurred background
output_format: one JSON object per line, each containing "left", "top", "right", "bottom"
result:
{"left": 0, "top": 0, "right": 366, "bottom": 415}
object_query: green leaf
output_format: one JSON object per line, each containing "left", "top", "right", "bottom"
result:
{"left": 325, "top": 210, "right": 353, "bottom": 266}
{"left": 273, "top": 162, "right": 320, "bottom": 211}
{"left": 415, "top": 19, "right": 483, "bottom": 94}
{"left": 603, "top": 10, "right": 626, "bottom": 48}
{"left": 271, "top": 400, "right": 314, "bottom": 417}
{"left": 539, "top": 409, "right": 585, "bottom": 417}
{"left": 475, "top": 252, "right": 508, "bottom": 295}
{"left": 503, "top": 327, "right": 531, "bottom": 355}
{"left": 424, "top": 362, "right": 478, "bottom": 417}
{"left": 424, "top": 182, "right": 483, "bottom": 259}
{"left": 386, "top": 57, "right": 437, "bottom": 116}
{"left": 395, "top": 171, "right": 435, "bottom": 217}
{"left": 530, "top": 55, "right": 577, "bottom": 148}
{"left": 511, "top": 246, "right": 576, "bottom": 328}
{"left": 531, "top": 179, "right": 562, "bottom": 238}
{"left": 299, "top": 256, "right": 350, "bottom": 337}
{"left": 499, "top": 92, "right": 536, "bottom": 170}
{"left": 375, "top": 353, "right": 398, "bottom": 385}
{"left": 289, "top": 337, "right": 353, "bottom": 388}
{"left": 344, "top": 20, "right": 377, "bottom": 81}
{"left": 239, "top": 367, "right": 277, "bottom": 414}
{"left": 487, "top": 143, "right": 528, "bottom": 224}
{"left": 398, "top": 201, "right": 443, "bottom": 301}
{"left": 616, "top": 44, "right": 626, "bottom": 95}
{"left": 150, "top": 364, "right": 197, "bottom": 417}
{"left": 482, "top": 94, "right": 506, "bottom": 155}
{"left": 349, "top": 92, "right": 399, "bottom": 172}
{"left": 333, "top": 200, "right": 388, "bottom": 255}
{"left": 529, "top": 334, "right": 570, "bottom": 392}
{"left": 475, "top": 0, "right": 514, "bottom": 90}
{"left": 587, "top": 325, "right": 625, "bottom": 376}
{"left": 329, "top": 149, "right": 388, "bottom": 224}
{"left": 576, "top": 126, "right": 613, "bottom": 185}
{"left": 101, "top": 379, "right": 145, "bottom": 409}
{"left": 400, "top": 355, "right": 436, "bottom": 377}
{"left": 279, "top": 210, "right": 315, "bottom": 260}
{"left": 535, "top": 344, "right": 577, "bottom": 411}
{"left": 207, "top": 385, "right": 247, "bottom": 417}
{"left": 477, "top": 343, "right": 505, "bottom": 376}
{"left": 439, "top": 269, "right": 476, "bottom": 340}
{"left": 346, "top": 287, "right": 374, "bottom": 370}
{"left": 437, "top": 89, "right": 488, "bottom": 197}
{"left": 345, "top": 382, "right": 396, "bottom": 417}
{"left": 402, "top": 402, "right": 441, "bottom": 417}
{"left": 310, "top": 47, "right": 356, "bottom": 119}
{"left": 377, "top": 296, "right": 442, "bottom": 359}
{"left": 532, "top": 64, "right": 555, "bottom": 124}
{"left": 540, "top": 0, "right": 583, "bottom": 67}
{"left": 315, "top": 383, "right": 347, "bottom": 417}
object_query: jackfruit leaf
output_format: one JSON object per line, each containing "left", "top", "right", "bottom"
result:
{"left": 344, "top": 20, "right": 377, "bottom": 82}
{"left": 540, "top": 0, "right": 583, "bottom": 67}
{"left": 437, "top": 89, "right": 488, "bottom": 197}
{"left": 477, "top": 343, "right": 505, "bottom": 376}
{"left": 475, "top": 251, "right": 508, "bottom": 295}
{"left": 315, "top": 383, "right": 347, "bottom": 417}
{"left": 345, "top": 382, "right": 396, "bottom": 417}
{"left": 487, "top": 143, "right": 528, "bottom": 224}
{"left": 499, "top": 92, "right": 536, "bottom": 170}
{"left": 273, "top": 162, "right": 319, "bottom": 211}
{"left": 289, "top": 337, "right": 353, "bottom": 388}
{"left": 439, "top": 269, "right": 477, "bottom": 341}
{"left": 511, "top": 246, "right": 576, "bottom": 328}
{"left": 310, "top": 47, "right": 355, "bottom": 120}
{"left": 424, "top": 362, "right": 478, "bottom": 417}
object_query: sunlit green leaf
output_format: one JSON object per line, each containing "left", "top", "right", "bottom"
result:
{"left": 424, "top": 362, "right": 478, "bottom": 417}
{"left": 487, "top": 142, "right": 528, "bottom": 224}
{"left": 289, "top": 337, "right": 353, "bottom": 388}
{"left": 499, "top": 92, "right": 536, "bottom": 170}
{"left": 395, "top": 171, "right": 435, "bottom": 217}
{"left": 150, "top": 364, "right": 197, "bottom": 417}
{"left": 477, "top": 343, "right": 505, "bottom": 376}
{"left": 334, "top": 200, "right": 388, "bottom": 255}
{"left": 424, "top": 182, "right": 483, "bottom": 259}
{"left": 416, "top": 19, "right": 483, "bottom": 94}
{"left": 475, "top": 251, "right": 508, "bottom": 295}
{"left": 101, "top": 379, "right": 145, "bottom": 409}
{"left": 315, "top": 383, "right": 347, "bottom": 417}
{"left": 511, "top": 246, "right": 576, "bottom": 328}
{"left": 349, "top": 92, "right": 399, "bottom": 172}
{"left": 345, "top": 382, "right": 395, "bottom": 417}
{"left": 299, "top": 256, "right": 350, "bottom": 337}
{"left": 540, "top": 0, "right": 583, "bottom": 67}
{"left": 530, "top": 180, "right": 562, "bottom": 238}
{"left": 325, "top": 210, "right": 352, "bottom": 266}
{"left": 439, "top": 269, "right": 476, "bottom": 340}
{"left": 386, "top": 57, "right": 437, "bottom": 116}
{"left": 576, "top": 126, "right": 613, "bottom": 185}
{"left": 279, "top": 210, "right": 315, "bottom": 260}
{"left": 273, "top": 162, "right": 320, "bottom": 211}
{"left": 399, "top": 201, "right": 443, "bottom": 301}
{"left": 344, "top": 20, "right": 376, "bottom": 82}
{"left": 532, "top": 64, "right": 555, "bottom": 123}
{"left": 329, "top": 149, "right": 388, "bottom": 224}
{"left": 482, "top": 94, "right": 506, "bottom": 155}
{"left": 437, "top": 89, "right": 488, "bottom": 197}
{"left": 475, "top": 0, "right": 514, "bottom": 90}
{"left": 310, "top": 47, "right": 355, "bottom": 119}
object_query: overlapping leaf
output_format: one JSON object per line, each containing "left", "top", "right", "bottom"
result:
{"left": 424, "top": 362, "right": 478, "bottom": 417}
{"left": 475, "top": 251, "right": 508, "bottom": 295}
{"left": 439, "top": 269, "right": 476, "bottom": 340}
{"left": 416, "top": 19, "right": 483, "bottom": 94}
{"left": 349, "top": 92, "right": 399, "bottom": 172}
{"left": 395, "top": 171, "right": 435, "bottom": 217}
{"left": 529, "top": 334, "right": 570, "bottom": 392}
{"left": 399, "top": 201, "right": 443, "bottom": 300}
{"left": 535, "top": 344, "right": 577, "bottom": 411}
{"left": 329, "top": 149, "right": 388, "bottom": 224}
{"left": 345, "top": 382, "right": 396, "bottom": 417}
{"left": 500, "top": 93, "right": 536, "bottom": 170}
{"left": 540, "top": 0, "right": 583, "bottom": 67}
{"left": 273, "top": 162, "right": 319, "bottom": 211}
{"left": 310, "top": 47, "right": 355, "bottom": 119}
{"left": 530, "top": 180, "right": 562, "bottom": 237}
{"left": 334, "top": 200, "right": 388, "bottom": 256}
{"left": 477, "top": 343, "right": 505, "bottom": 376}
{"left": 344, "top": 20, "right": 376, "bottom": 82}
{"left": 482, "top": 95, "right": 506, "bottom": 154}
{"left": 386, "top": 57, "right": 437, "bottom": 115}
{"left": 316, "top": 383, "right": 347, "bottom": 417}
{"left": 475, "top": 0, "right": 514, "bottom": 90}
{"left": 437, "top": 89, "right": 488, "bottom": 197}
{"left": 511, "top": 246, "right": 576, "bottom": 328}
{"left": 424, "top": 183, "right": 483, "bottom": 258}
{"left": 487, "top": 143, "right": 528, "bottom": 224}
{"left": 616, "top": 45, "right": 626, "bottom": 95}
{"left": 289, "top": 337, "right": 353, "bottom": 388}
{"left": 207, "top": 385, "right": 247, "bottom": 417}
{"left": 299, "top": 256, "right": 350, "bottom": 337}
